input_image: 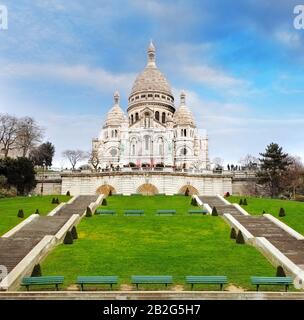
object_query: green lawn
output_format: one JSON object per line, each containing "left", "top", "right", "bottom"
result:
{"left": 228, "top": 196, "right": 304, "bottom": 235}
{"left": 41, "top": 195, "right": 275, "bottom": 290}
{"left": 0, "top": 195, "right": 71, "bottom": 236}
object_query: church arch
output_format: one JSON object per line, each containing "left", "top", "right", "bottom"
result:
{"left": 96, "top": 184, "right": 116, "bottom": 196}
{"left": 137, "top": 183, "right": 159, "bottom": 195}
{"left": 162, "top": 112, "right": 166, "bottom": 123}
{"left": 178, "top": 185, "right": 199, "bottom": 195}
{"left": 155, "top": 111, "right": 160, "bottom": 121}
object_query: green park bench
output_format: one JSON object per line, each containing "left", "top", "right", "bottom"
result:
{"left": 250, "top": 276, "right": 293, "bottom": 291}
{"left": 21, "top": 276, "right": 64, "bottom": 291}
{"left": 124, "top": 210, "right": 144, "bottom": 216}
{"left": 76, "top": 276, "right": 118, "bottom": 291}
{"left": 95, "top": 209, "right": 116, "bottom": 215}
{"left": 130, "top": 193, "right": 143, "bottom": 196}
{"left": 131, "top": 276, "right": 173, "bottom": 289}
{"left": 155, "top": 193, "right": 166, "bottom": 196}
{"left": 186, "top": 276, "right": 228, "bottom": 290}
{"left": 156, "top": 210, "right": 176, "bottom": 215}
{"left": 188, "top": 209, "right": 208, "bottom": 215}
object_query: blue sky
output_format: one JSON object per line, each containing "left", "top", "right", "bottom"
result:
{"left": 0, "top": 0, "right": 304, "bottom": 167}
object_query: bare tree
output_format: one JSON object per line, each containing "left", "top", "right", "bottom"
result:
{"left": 62, "top": 150, "right": 87, "bottom": 170}
{"left": 239, "top": 154, "right": 259, "bottom": 170}
{"left": 0, "top": 114, "right": 19, "bottom": 158}
{"left": 212, "top": 157, "right": 224, "bottom": 169}
{"left": 282, "top": 156, "right": 304, "bottom": 198}
{"left": 16, "top": 117, "right": 44, "bottom": 157}
{"left": 88, "top": 149, "right": 100, "bottom": 171}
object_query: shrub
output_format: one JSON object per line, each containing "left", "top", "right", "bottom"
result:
{"left": 51, "top": 197, "right": 56, "bottom": 204}
{"left": 55, "top": 197, "right": 60, "bottom": 204}
{"left": 211, "top": 207, "right": 218, "bottom": 216}
{"left": 35, "top": 209, "right": 40, "bottom": 215}
{"left": 63, "top": 231, "right": 74, "bottom": 244}
{"left": 86, "top": 206, "right": 93, "bottom": 217}
{"left": 225, "top": 192, "right": 230, "bottom": 197}
{"left": 109, "top": 190, "right": 112, "bottom": 196}
{"left": 262, "top": 210, "right": 266, "bottom": 214}
{"left": 279, "top": 207, "right": 286, "bottom": 217}
{"left": 17, "top": 209, "right": 24, "bottom": 218}
{"left": 276, "top": 266, "right": 286, "bottom": 277}
{"left": 66, "top": 191, "right": 71, "bottom": 196}
{"left": 230, "top": 228, "right": 237, "bottom": 239}
{"left": 31, "top": 264, "right": 42, "bottom": 277}
{"left": 239, "top": 199, "right": 243, "bottom": 205}
{"left": 102, "top": 198, "right": 107, "bottom": 206}
{"left": 191, "top": 197, "right": 198, "bottom": 206}
{"left": 243, "top": 198, "right": 248, "bottom": 205}
{"left": 185, "top": 188, "right": 189, "bottom": 196}
{"left": 236, "top": 230, "right": 245, "bottom": 244}
{"left": 71, "top": 226, "right": 78, "bottom": 240}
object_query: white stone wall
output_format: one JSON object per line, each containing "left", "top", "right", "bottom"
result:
{"left": 61, "top": 173, "right": 232, "bottom": 196}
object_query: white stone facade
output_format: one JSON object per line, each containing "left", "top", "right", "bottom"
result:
{"left": 61, "top": 172, "right": 232, "bottom": 196}
{"left": 93, "top": 42, "right": 209, "bottom": 170}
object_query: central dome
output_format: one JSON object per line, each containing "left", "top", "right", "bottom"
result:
{"left": 130, "top": 41, "right": 172, "bottom": 96}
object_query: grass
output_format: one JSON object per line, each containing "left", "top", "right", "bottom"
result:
{"left": 228, "top": 196, "right": 304, "bottom": 235}
{"left": 41, "top": 195, "right": 275, "bottom": 290}
{"left": 0, "top": 195, "right": 71, "bottom": 236}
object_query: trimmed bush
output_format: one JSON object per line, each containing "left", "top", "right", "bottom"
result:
{"left": 211, "top": 207, "right": 218, "bottom": 216}
{"left": 191, "top": 197, "right": 198, "bottom": 206}
{"left": 35, "top": 209, "right": 40, "bottom": 215}
{"left": 243, "top": 198, "right": 248, "bottom": 205}
{"left": 239, "top": 199, "right": 243, "bottom": 205}
{"left": 236, "top": 230, "right": 245, "bottom": 244}
{"left": 51, "top": 197, "right": 56, "bottom": 204}
{"left": 71, "top": 226, "right": 78, "bottom": 240}
{"left": 63, "top": 231, "right": 74, "bottom": 244}
{"left": 31, "top": 264, "right": 42, "bottom": 277}
{"left": 262, "top": 210, "right": 266, "bottom": 214}
{"left": 55, "top": 198, "right": 60, "bottom": 204}
{"left": 102, "top": 198, "right": 107, "bottom": 206}
{"left": 17, "top": 209, "right": 24, "bottom": 218}
{"left": 86, "top": 206, "right": 93, "bottom": 217}
{"left": 225, "top": 192, "right": 230, "bottom": 197}
{"left": 279, "top": 207, "right": 286, "bottom": 217}
{"left": 66, "top": 191, "right": 71, "bottom": 196}
{"left": 230, "top": 228, "right": 237, "bottom": 239}
{"left": 185, "top": 188, "right": 189, "bottom": 196}
{"left": 276, "top": 266, "right": 286, "bottom": 277}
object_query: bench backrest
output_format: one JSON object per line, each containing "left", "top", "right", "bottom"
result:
{"left": 95, "top": 210, "right": 115, "bottom": 214}
{"left": 77, "top": 276, "right": 118, "bottom": 283}
{"left": 22, "top": 276, "right": 64, "bottom": 284}
{"left": 124, "top": 210, "right": 144, "bottom": 214}
{"left": 250, "top": 276, "right": 293, "bottom": 284}
{"left": 131, "top": 276, "right": 173, "bottom": 283}
{"left": 186, "top": 276, "right": 228, "bottom": 283}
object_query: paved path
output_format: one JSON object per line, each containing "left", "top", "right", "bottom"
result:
{"left": 0, "top": 195, "right": 98, "bottom": 273}
{"left": 199, "top": 196, "right": 304, "bottom": 269}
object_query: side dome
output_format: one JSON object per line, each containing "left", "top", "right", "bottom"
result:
{"left": 174, "top": 91, "right": 196, "bottom": 127}
{"left": 103, "top": 91, "right": 126, "bottom": 127}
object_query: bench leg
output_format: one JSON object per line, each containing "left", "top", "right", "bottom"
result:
{"left": 55, "top": 284, "right": 59, "bottom": 291}
{"left": 81, "top": 284, "right": 84, "bottom": 291}
{"left": 26, "top": 285, "right": 29, "bottom": 292}
{"left": 165, "top": 283, "right": 168, "bottom": 288}
{"left": 110, "top": 283, "right": 113, "bottom": 290}
{"left": 136, "top": 284, "right": 139, "bottom": 290}
{"left": 256, "top": 284, "right": 259, "bottom": 292}
{"left": 191, "top": 284, "right": 194, "bottom": 291}
{"left": 285, "top": 285, "right": 289, "bottom": 292}
{"left": 220, "top": 283, "right": 223, "bottom": 291}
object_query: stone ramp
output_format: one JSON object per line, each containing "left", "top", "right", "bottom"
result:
{"left": 0, "top": 195, "right": 99, "bottom": 279}
{"left": 55, "top": 195, "right": 97, "bottom": 217}
{"left": 200, "top": 195, "right": 304, "bottom": 283}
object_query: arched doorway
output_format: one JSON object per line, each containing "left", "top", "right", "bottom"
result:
{"left": 137, "top": 183, "right": 159, "bottom": 195}
{"left": 178, "top": 185, "right": 199, "bottom": 195}
{"left": 96, "top": 184, "right": 116, "bottom": 196}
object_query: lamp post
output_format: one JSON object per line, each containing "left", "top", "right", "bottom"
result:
{"left": 40, "top": 160, "right": 46, "bottom": 196}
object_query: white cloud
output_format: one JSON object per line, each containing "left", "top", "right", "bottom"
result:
{"left": 0, "top": 63, "right": 136, "bottom": 94}
{"left": 274, "top": 30, "right": 301, "bottom": 48}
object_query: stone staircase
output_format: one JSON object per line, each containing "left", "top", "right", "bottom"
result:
{"left": 199, "top": 195, "right": 304, "bottom": 275}
{"left": 0, "top": 195, "right": 98, "bottom": 276}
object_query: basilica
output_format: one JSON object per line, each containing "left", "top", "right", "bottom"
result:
{"left": 92, "top": 42, "right": 209, "bottom": 170}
